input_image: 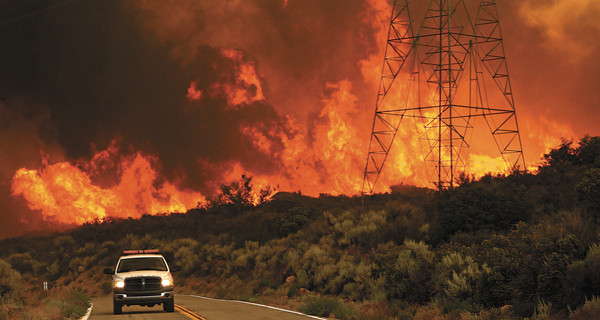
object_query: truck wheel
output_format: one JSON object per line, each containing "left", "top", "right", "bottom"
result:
{"left": 163, "top": 298, "right": 175, "bottom": 312}
{"left": 113, "top": 300, "right": 122, "bottom": 314}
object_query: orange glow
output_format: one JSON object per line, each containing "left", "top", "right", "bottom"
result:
{"left": 186, "top": 81, "right": 202, "bottom": 101}
{"left": 186, "top": 49, "right": 265, "bottom": 108}
{"left": 519, "top": 0, "right": 598, "bottom": 60}
{"left": 11, "top": 144, "right": 205, "bottom": 224}
{"left": 220, "top": 48, "right": 265, "bottom": 106}
{"left": 240, "top": 125, "right": 273, "bottom": 155}
{"left": 126, "top": 0, "right": 590, "bottom": 197}
{"left": 219, "top": 162, "right": 276, "bottom": 206}
{"left": 233, "top": 80, "right": 366, "bottom": 195}
{"left": 9, "top": 0, "right": 593, "bottom": 231}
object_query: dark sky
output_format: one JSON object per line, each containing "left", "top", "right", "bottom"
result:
{"left": 0, "top": 0, "right": 599, "bottom": 238}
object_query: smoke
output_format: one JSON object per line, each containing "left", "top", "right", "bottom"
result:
{"left": 0, "top": 101, "right": 69, "bottom": 238}
{"left": 500, "top": 0, "right": 600, "bottom": 160}
{"left": 518, "top": 0, "right": 600, "bottom": 61}
{"left": 0, "top": 0, "right": 598, "bottom": 238}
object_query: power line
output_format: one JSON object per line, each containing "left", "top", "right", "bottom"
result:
{"left": 0, "top": 0, "right": 76, "bottom": 27}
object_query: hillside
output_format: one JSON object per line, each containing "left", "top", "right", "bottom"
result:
{"left": 1, "top": 135, "right": 599, "bottom": 320}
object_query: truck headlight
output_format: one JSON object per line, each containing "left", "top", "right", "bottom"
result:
{"left": 114, "top": 281, "right": 125, "bottom": 289}
{"left": 161, "top": 279, "right": 173, "bottom": 287}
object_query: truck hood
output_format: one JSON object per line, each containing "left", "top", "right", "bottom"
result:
{"left": 115, "top": 270, "right": 170, "bottom": 279}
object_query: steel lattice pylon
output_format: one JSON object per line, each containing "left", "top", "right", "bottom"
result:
{"left": 362, "top": 0, "right": 525, "bottom": 193}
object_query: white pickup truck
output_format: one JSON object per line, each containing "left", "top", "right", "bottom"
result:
{"left": 103, "top": 250, "right": 179, "bottom": 314}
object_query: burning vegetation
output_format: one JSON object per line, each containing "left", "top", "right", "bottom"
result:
{"left": 11, "top": 142, "right": 203, "bottom": 224}
{"left": 0, "top": 0, "right": 598, "bottom": 237}
{"left": 1, "top": 137, "right": 600, "bottom": 319}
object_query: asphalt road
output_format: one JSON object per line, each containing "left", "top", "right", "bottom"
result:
{"left": 88, "top": 295, "right": 325, "bottom": 320}
{"left": 88, "top": 295, "right": 188, "bottom": 320}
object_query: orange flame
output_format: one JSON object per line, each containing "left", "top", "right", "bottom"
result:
{"left": 186, "top": 81, "right": 203, "bottom": 101}
{"left": 11, "top": 0, "right": 589, "bottom": 229}
{"left": 218, "top": 0, "right": 577, "bottom": 194}
{"left": 233, "top": 80, "right": 366, "bottom": 195}
{"left": 11, "top": 144, "right": 205, "bottom": 224}
{"left": 220, "top": 48, "right": 265, "bottom": 106}
{"left": 186, "top": 49, "right": 265, "bottom": 107}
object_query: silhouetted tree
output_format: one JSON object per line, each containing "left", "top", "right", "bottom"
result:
{"left": 208, "top": 175, "right": 277, "bottom": 214}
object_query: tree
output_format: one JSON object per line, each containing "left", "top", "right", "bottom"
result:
{"left": 433, "top": 177, "right": 530, "bottom": 240}
{"left": 208, "top": 175, "right": 277, "bottom": 212}
{"left": 577, "top": 168, "right": 600, "bottom": 216}
{"left": 0, "top": 259, "right": 22, "bottom": 302}
{"left": 576, "top": 135, "right": 600, "bottom": 167}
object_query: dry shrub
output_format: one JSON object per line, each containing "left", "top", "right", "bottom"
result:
{"left": 413, "top": 305, "right": 449, "bottom": 320}
{"left": 570, "top": 296, "right": 600, "bottom": 320}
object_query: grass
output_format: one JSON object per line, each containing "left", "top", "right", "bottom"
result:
{"left": 299, "top": 296, "right": 365, "bottom": 320}
{"left": 570, "top": 296, "right": 600, "bottom": 320}
{"left": 0, "top": 276, "right": 91, "bottom": 320}
{"left": 299, "top": 296, "right": 343, "bottom": 317}
{"left": 28, "top": 289, "right": 90, "bottom": 320}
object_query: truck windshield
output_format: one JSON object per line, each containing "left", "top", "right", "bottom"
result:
{"left": 117, "top": 257, "right": 167, "bottom": 272}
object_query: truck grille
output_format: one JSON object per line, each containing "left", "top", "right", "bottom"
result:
{"left": 125, "top": 277, "right": 162, "bottom": 291}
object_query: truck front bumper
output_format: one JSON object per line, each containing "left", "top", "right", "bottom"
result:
{"left": 113, "top": 291, "right": 174, "bottom": 305}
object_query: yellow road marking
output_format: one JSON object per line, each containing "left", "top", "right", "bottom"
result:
{"left": 175, "top": 304, "right": 207, "bottom": 320}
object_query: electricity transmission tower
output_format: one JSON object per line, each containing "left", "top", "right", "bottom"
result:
{"left": 362, "top": 0, "right": 525, "bottom": 193}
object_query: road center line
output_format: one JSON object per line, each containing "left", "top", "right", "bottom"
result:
{"left": 180, "top": 294, "right": 327, "bottom": 320}
{"left": 175, "top": 304, "right": 207, "bottom": 320}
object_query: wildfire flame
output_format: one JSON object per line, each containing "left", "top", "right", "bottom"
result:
{"left": 185, "top": 48, "right": 265, "bottom": 108}
{"left": 11, "top": 144, "right": 204, "bottom": 224}
{"left": 186, "top": 81, "right": 203, "bottom": 101}
{"left": 8, "top": 0, "right": 584, "bottom": 228}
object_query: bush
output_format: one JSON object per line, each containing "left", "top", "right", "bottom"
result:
{"left": 531, "top": 299, "right": 551, "bottom": 320}
{"left": 275, "top": 207, "right": 310, "bottom": 236}
{"left": 101, "top": 282, "right": 113, "bottom": 295}
{"left": 412, "top": 305, "right": 446, "bottom": 320}
{"left": 377, "top": 240, "right": 435, "bottom": 303}
{"left": 0, "top": 259, "right": 23, "bottom": 302}
{"left": 570, "top": 296, "right": 600, "bottom": 320}
{"left": 287, "top": 283, "right": 302, "bottom": 297}
{"left": 253, "top": 279, "right": 280, "bottom": 294}
{"left": 433, "top": 252, "right": 489, "bottom": 308}
{"left": 564, "top": 243, "right": 600, "bottom": 307}
{"left": 577, "top": 168, "right": 600, "bottom": 215}
{"left": 6, "top": 252, "right": 36, "bottom": 275}
{"left": 434, "top": 178, "right": 530, "bottom": 240}
{"left": 326, "top": 210, "right": 386, "bottom": 247}
{"left": 62, "top": 291, "right": 90, "bottom": 318}
{"left": 298, "top": 296, "right": 360, "bottom": 319}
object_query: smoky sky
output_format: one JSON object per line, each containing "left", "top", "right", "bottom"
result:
{"left": 1, "top": 0, "right": 287, "bottom": 188}
{"left": 0, "top": 0, "right": 277, "bottom": 237}
{"left": 0, "top": 0, "right": 378, "bottom": 238}
{"left": 1, "top": 0, "right": 599, "bottom": 238}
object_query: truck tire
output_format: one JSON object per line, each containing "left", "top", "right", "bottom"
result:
{"left": 163, "top": 298, "right": 174, "bottom": 312}
{"left": 113, "top": 300, "right": 122, "bottom": 314}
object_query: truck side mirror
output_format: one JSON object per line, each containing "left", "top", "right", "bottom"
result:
{"left": 103, "top": 267, "right": 114, "bottom": 275}
{"left": 170, "top": 265, "right": 181, "bottom": 272}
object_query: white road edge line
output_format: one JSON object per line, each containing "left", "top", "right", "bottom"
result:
{"left": 181, "top": 294, "right": 327, "bottom": 320}
{"left": 79, "top": 301, "right": 93, "bottom": 320}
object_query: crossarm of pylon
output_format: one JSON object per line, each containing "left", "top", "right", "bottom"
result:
{"left": 375, "top": 112, "right": 402, "bottom": 131}
{"left": 374, "top": 1, "right": 415, "bottom": 110}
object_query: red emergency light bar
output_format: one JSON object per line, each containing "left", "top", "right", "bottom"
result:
{"left": 123, "top": 249, "right": 160, "bottom": 255}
